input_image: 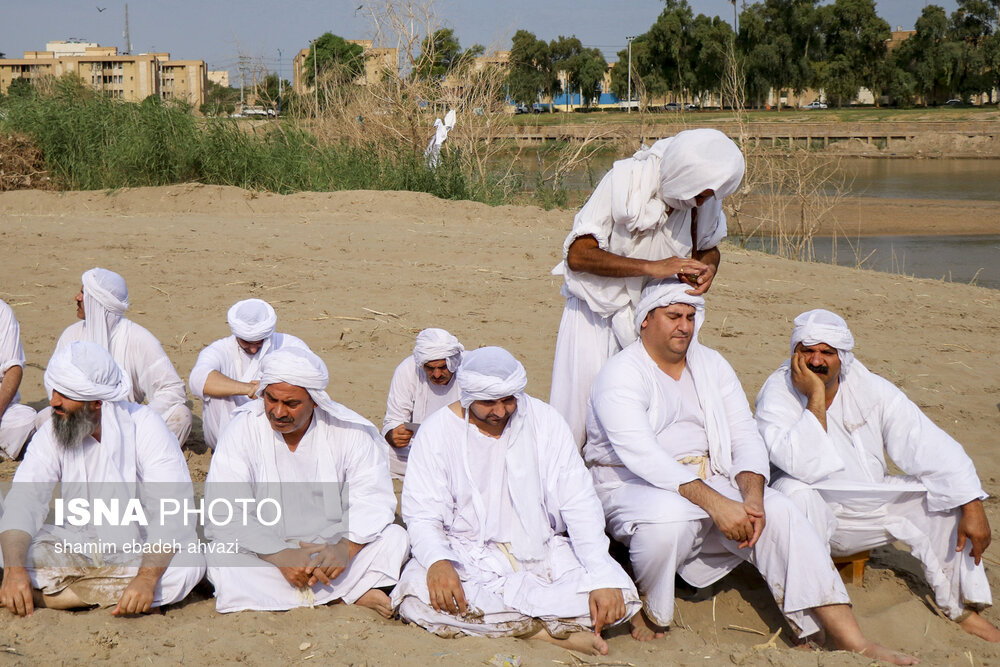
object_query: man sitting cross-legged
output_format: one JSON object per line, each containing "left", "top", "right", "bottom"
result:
{"left": 755, "top": 308, "right": 1000, "bottom": 642}
{"left": 205, "top": 346, "right": 408, "bottom": 615}
{"left": 584, "top": 279, "right": 915, "bottom": 664}
{"left": 392, "top": 346, "right": 640, "bottom": 657}
{"left": 0, "top": 341, "right": 204, "bottom": 617}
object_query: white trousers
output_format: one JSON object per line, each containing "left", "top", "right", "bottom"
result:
{"left": 207, "top": 524, "right": 408, "bottom": 613}
{"left": 0, "top": 402, "right": 36, "bottom": 459}
{"left": 549, "top": 297, "right": 618, "bottom": 449}
{"left": 774, "top": 476, "right": 993, "bottom": 620}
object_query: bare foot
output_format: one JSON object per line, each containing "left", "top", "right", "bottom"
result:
{"left": 960, "top": 611, "right": 1000, "bottom": 642}
{"left": 855, "top": 641, "right": 920, "bottom": 665}
{"left": 354, "top": 589, "right": 393, "bottom": 619}
{"left": 629, "top": 609, "right": 666, "bottom": 642}
{"left": 526, "top": 629, "right": 609, "bottom": 656}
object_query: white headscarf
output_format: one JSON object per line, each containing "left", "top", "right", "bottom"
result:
{"left": 455, "top": 347, "right": 546, "bottom": 561}
{"left": 81, "top": 268, "right": 129, "bottom": 350}
{"left": 635, "top": 279, "right": 733, "bottom": 477}
{"left": 790, "top": 309, "right": 856, "bottom": 376}
{"left": 227, "top": 299, "right": 277, "bottom": 342}
{"left": 44, "top": 340, "right": 131, "bottom": 403}
{"left": 611, "top": 128, "right": 745, "bottom": 234}
{"left": 255, "top": 346, "right": 374, "bottom": 430}
{"left": 413, "top": 328, "right": 464, "bottom": 372}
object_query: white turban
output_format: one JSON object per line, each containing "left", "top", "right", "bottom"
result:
{"left": 790, "top": 309, "right": 856, "bottom": 375}
{"left": 44, "top": 340, "right": 131, "bottom": 402}
{"left": 611, "top": 128, "right": 745, "bottom": 234}
{"left": 255, "top": 346, "right": 374, "bottom": 429}
{"left": 634, "top": 278, "right": 705, "bottom": 337}
{"left": 412, "top": 327, "right": 464, "bottom": 372}
{"left": 456, "top": 347, "right": 527, "bottom": 409}
{"left": 81, "top": 267, "right": 129, "bottom": 350}
{"left": 227, "top": 299, "right": 277, "bottom": 342}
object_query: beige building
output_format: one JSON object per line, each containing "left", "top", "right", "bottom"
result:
{"left": 0, "top": 41, "right": 207, "bottom": 107}
{"left": 208, "top": 70, "right": 230, "bottom": 87}
{"left": 292, "top": 40, "right": 398, "bottom": 95}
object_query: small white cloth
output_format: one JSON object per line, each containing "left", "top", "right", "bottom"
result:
{"left": 227, "top": 299, "right": 277, "bottom": 342}
{"left": 81, "top": 268, "right": 129, "bottom": 350}
{"left": 412, "top": 327, "right": 464, "bottom": 372}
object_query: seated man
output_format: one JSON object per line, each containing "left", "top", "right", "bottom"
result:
{"left": 0, "top": 299, "right": 36, "bottom": 460}
{"left": 584, "top": 280, "right": 914, "bottom": 664}
{"left": 0, "top": 341, "right": 204, "bottom": 616}
{"left": 52, "top": 268, "right": 191, "bottom": 446}
{"left": 205, "top": 346, "right": 408, "bottom": 615}
{"left": 189, "top": 298, "right": 306, "bottom": 449}
{"left": 392, "top": 347, "right": 640, "bottom": 657}
{"left": 381, "top": 327, "right": 463, "bottom": 477}
{"left": 755, "top": 309, "right": 999, "bottom": 642}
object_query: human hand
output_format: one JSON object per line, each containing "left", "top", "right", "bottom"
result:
{"left": 426, "top": 560, "right": 467, "bottom": 616}
{"left": 742, "top": 498, "right": 766, "bottom": 549}
{"left": 298, "top": 539, "right": 361, "bottom": 586}
{"left": 0, "top": 567, "right": 34, "bottom": 617}
{"left": 246, "top": 380, "right": 260, "bottom": 399}
{"left": 646, "top": 257, "right": 709, "bottom": 282}
{"left": 790, "top": 351, "right": 826, "bottom": 400}
{"left": 386, "top": 424, "right": 414, "bottom": 448}
{"left": 957, "top": 499, "right": 992, "bottom": 565}
{"left": 707, "top": 497, "right": 756, "bottom": 546}
{"left": 112, "top": 572, "right": 158, "bottom": 616}
{"left": 262, "top": 545, "right": 326, "bottom": 588}
{"left": 683, "top": 262, "right": 716, "bottom": 296}
{"left": 589, "top": 588, "right": 626, "bottom": 635}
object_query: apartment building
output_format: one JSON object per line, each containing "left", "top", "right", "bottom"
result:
{"left": 292, "top": 40, "right": 398, "bottom": 96}
{"left": 0, "top": 41, "right": 207, "bottom": 106}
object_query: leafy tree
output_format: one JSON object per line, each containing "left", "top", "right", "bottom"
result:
{"left": 506, "top": 30, "right": 554, "bottom": 105}
{"left": 6, "top": 78, "right": 35, "bottom": 99}
{"left": 949, "top": 0, "right": 998, "bottom": 99}
{"left": 739, "top": 0, "right": 821, "bottom": 109}
{"left": 414, "top": 28, "right": 463, "bottom": 79}
{"left": 302, "top": 33, "right": 365, "bottom": 87}
{"left": 200, "top": 78, "right": 240, "bottom": 116}
{"left": 894, "top": 5, "right": 957, "bottom": 104}
{"left": 818, "top": 0, "right": 890, "bottom": 106}
{"left": 648, "top": 0, "right": 697, "bottom": 99}
{"left": 610, "top": 36, "right": 670, "bottom": 105}
{"left": 690, "top": 13, "right": 734, "bottom": 105}
{"left": 550, "top": 36, "right": 607, "bottom": 107}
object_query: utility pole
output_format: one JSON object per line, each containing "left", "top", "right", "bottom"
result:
{"left": 626, "top": 35, "right": 636, "bottom": 114}
{"left": 312, "top": 40, "right": 319, "bottom": 116}
{"left": 731, "top": 0, "right": 739, "bottom": 35}
{"left": 123, "top": 3, "right": 132, "bottom": 54}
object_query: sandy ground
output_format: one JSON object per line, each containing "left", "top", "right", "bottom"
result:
{"left": 0, "top": 184, "right": 998, "bottom": 666}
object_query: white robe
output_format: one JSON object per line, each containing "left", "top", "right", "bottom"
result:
{"left": 0, "top": 300, "right": 35, "bottom": 459}
{"left": 188, "top": 332, "right": 306, "bottom": 450}
{"left": 549, "top": 170, "right": 728, "bottom": 447}
{"left": 755, "top": 360, "right": 992, "bottom": 619}
{"left": 55, "top": 319, "right": 191, "bottom": 446}
{"left": 381, "top": 354, "right": 461, "bottom": 478}
{"left": 204, "top": 405, "right": 408, "bottom": 613}
{"left": 392, "top": 396, "right": 640, "bottom": 638}
{"left": 584, "top": 341, "right": 849, "bottom": 637}
{"left": 0, "top": 403, "right": 204, "bottom": 607}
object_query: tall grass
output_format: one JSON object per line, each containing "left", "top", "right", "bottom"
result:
{"left": 0, "top": 81, "right": 510, "bottom": 203}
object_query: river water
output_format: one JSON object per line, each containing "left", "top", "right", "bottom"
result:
{"left": 523, "top": 154, "right": 1000, "bottom": 289}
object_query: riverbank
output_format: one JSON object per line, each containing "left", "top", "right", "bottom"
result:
{"left": 0, "top": 185, "right": 998, "bottom": 665}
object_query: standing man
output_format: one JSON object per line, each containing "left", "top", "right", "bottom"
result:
{"left": 53, "top": 268, "right": 191, "bottom": 446}
{"left": 0, "top": 299, "right": 35, "bottom": 460}
{"left": 189, "top": 298, "right": 306, "bottom": 449}
{"left": 381, "top": 327, "right": 463, "bottom": 477}
{"left": 393, "top": 347, "right": 640, "bottom": 657}
{"left": 756, "top": 309, "right": 1000, "bottom": 642}
{"left": 584, "top": 281, "right": 914, "bottom": 664}
{"left": 550, "top": 129, "right": 746, "bottom": 447}
{"left": 205, "top": 346, "right": 408, "bottom": 616}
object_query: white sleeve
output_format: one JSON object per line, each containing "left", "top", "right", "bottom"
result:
{"left": 591, "top": 359, "right": 699, "bottom": 493}
{"left": 0, "top": 430, "right": 59, "bottom": 537}
{"left": 562, "top": 170, "right": 616, "bottom": 256}
{"left": 189, "top": 340, "right": 228, "bottom": 399}
{"left": 133, "top": 329, "right": 188, "bottom": 414}
{"left": 340, "top": 425, "right": 397, "bottom": 544}
{"left": 401, "top": 418, "right": 460, "bottom": 568}
{"left": 382, "top": 357, "right": 417, "bottom": 435}
{"left": 716, "top": 357, "right": 771, "bottom": 481}
{"left": 0, "top": 302, "right": 26, "bottom": 376}
{"left": 133, "top": 407, "right": 196, "bottom": 544}
{"left": 754, "top": 367, "right": 846, "bottom": 483}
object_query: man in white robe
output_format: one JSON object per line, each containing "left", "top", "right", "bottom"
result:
{"left": 392, "top": 347, "right": 641, "bottom": 657}
{"left": 189, "top": 299, "right": 307, "bottom": 449}
{"left": 381, "top": 327, "right": 463, "bottom": 477}
{"left": 585, "top": 281, "right": 914, "bottom": 664}
{"left": 756, "top": 308, "right": 1000, "bottom": 642}
{"left": 0, "top": 299, "right": 36, "bottom": 460}
{"left": 52, "top": 268, "right": 192, "bottom": 446}
{"left": 550, "top": 129, "right": 746, "bottom": 447}
{"left": 0, "top": 341, "right": 204, "bottom": 616}
{"left": 205, "top": 346, "right": 408, "bottom": 615}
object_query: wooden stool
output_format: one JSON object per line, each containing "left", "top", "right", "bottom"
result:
{"left": 833, "top": 551, "right": 870, "bottom": 585}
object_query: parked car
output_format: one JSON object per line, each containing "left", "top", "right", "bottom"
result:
{"left": 513, "top": 103, "right": 530, "bottom": 114}
{"left": 684, "top": 103, "right": 698, "bottom": 111}
{"left": 945, "top": 99, "right": 965, "bottom": 107}
{"left": 664, "top": 102, "right": 682, "bottom": 111}
{"left": 801, "top": 100, "right": 828, "bottom": 109}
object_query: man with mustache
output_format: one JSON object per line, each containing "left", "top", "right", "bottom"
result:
{"left": 204, "top": 346, "right": 408, "bottom": 616}
{"left": 585, "top": 283, "right": 914, "bottom": 664}
{"left": 755, "top": 309, "right": 1000, "bottom": 642}
{"left": 0, "top": 341, "right": 203, "bottom": 616}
